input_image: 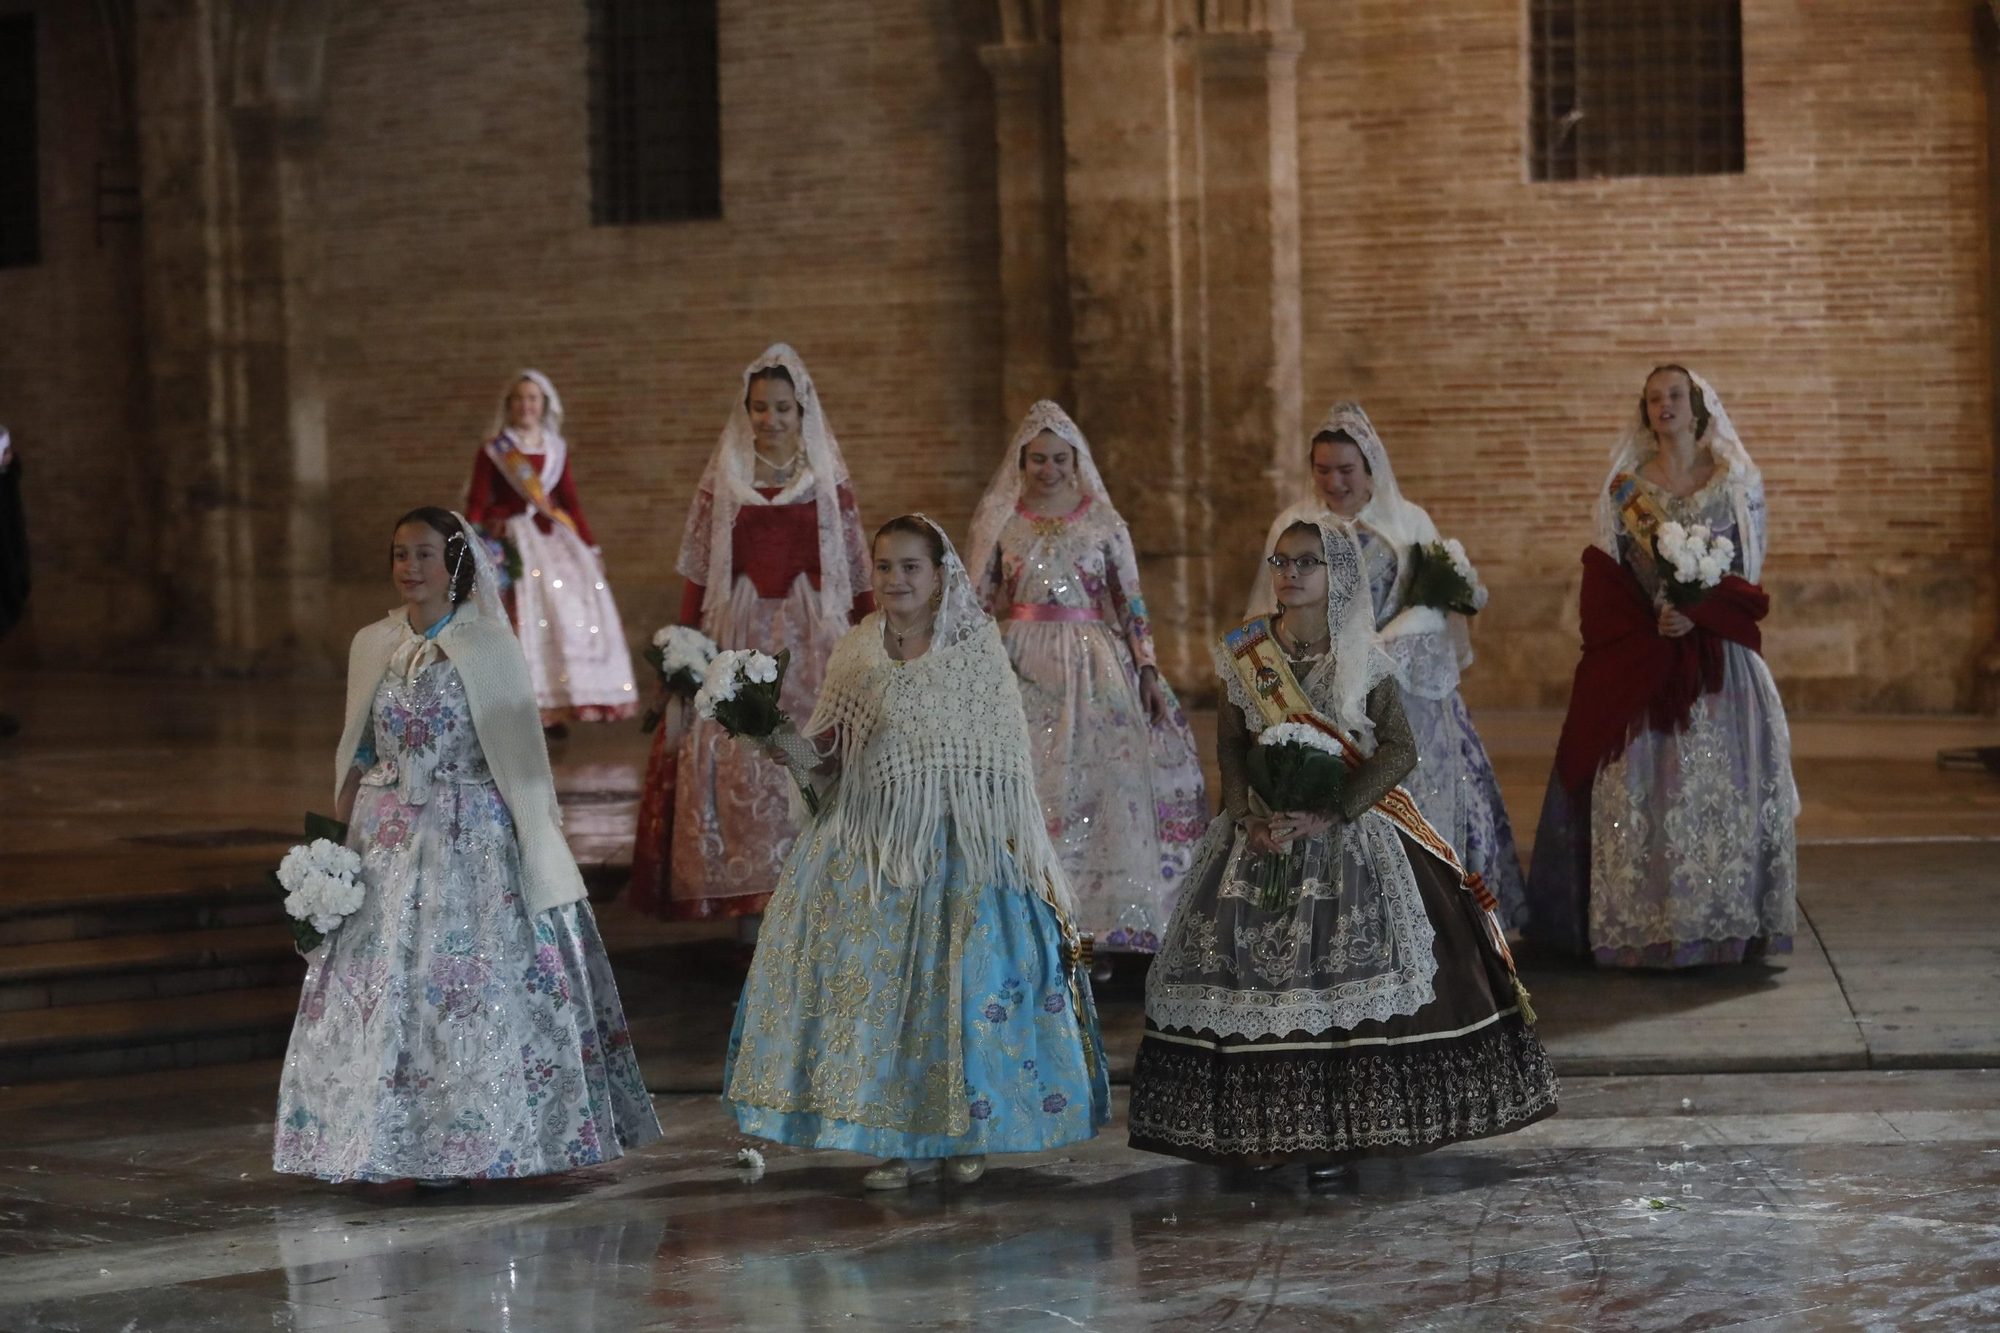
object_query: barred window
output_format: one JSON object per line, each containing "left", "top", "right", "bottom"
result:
{"left": 0, "top": 14, "right": 39, "bottom": 268}
{"left": 1529, "top": 0, "right": 1744, "bottom": 182}
{"left": 588, "top": 0, "right": 722, "bottom": 224}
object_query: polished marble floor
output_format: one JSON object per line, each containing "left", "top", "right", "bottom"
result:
{"left": 2, "top": 673, "right": 1999, "bottom": 1330}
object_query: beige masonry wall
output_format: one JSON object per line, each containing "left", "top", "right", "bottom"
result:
{"left": 0, "top": 0, "right": 1992, "bottom": 712}
{"left": 1289, "top": 0, "right": 1993, "bottom": 710}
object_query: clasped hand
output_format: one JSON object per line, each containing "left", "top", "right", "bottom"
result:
{"left": 1245, "top": 811, "right": 1333, "bottom": 855}
{"left": 1656, "top": 606, "right": 1695, "bottom": 638}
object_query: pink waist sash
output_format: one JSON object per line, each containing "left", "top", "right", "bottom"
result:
{"left": 1008, "top": 603, "right": 1101, "bottom": 623}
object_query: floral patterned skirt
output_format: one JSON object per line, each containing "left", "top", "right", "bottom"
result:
{"left": 723, "top": 823, "right": 1111, "bottom": 1159}
{"left": 1522, "top": 644, "right": 1799, "bottom": 968}
{"left": 272, "top": 779, "right": 661, "bottom": 1183}
{"left": 1127, "top": 831, "right": 1558, "bottom": 1167}
{"left": 1402, "top": 689, "right": 1527, "bottom": 931}
{"left": 1003, "top": 620, "right": 1207, "bottom": 952}
{"left": 667, "top": 573, "right": 841, "bottom": 918}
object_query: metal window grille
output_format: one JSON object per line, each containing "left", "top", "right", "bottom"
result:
{"left": 1530, "top": 0, "right": 1744, "bottom": 182}
{"left": 588, "top": 0, "right": 721, "bottom": 224}
{"left": 0, "top": 14, "right": 40, "bottom": 268}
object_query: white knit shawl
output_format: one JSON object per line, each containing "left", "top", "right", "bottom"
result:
{"left": 805, "top": 613, "right": 1077, "bottom": 920}
{"left": 334, "top": 608, "right": 585, "bottom": 917}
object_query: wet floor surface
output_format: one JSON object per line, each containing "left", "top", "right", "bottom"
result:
{"left": 3, "top": 1070, "right": 1999, "bottom": 1331}
{"left": 3, "top": 677, "right": 1998, "bottom": 1329}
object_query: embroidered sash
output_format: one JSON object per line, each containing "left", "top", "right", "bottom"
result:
{"left": 1608, "top": 470, "right": 1671, "bottom": 548}
{"left": 1222, "top": 616, "right": 1528, "bottom": 995}
{"left": 486, "top": 436, "right": 581, "bottom": 537}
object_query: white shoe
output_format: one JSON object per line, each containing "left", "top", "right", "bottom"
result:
{"left": 863, "top": 1158, "right": 940, "bottom": 1191}
{"left": 946, "top": 1155, "right": 986, "bottom": 1184}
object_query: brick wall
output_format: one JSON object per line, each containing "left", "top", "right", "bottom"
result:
{"left": 312, "top": 0, "right": 1006, "bottom": 652}
{"left": 0, "top": 1, "right": 150, "bottom": 665}
{"left": 1290, "top": 0, "right": 1994, "bottom": 710}
{"left": 2, "top": 0, "right": 1993, "bottom": 712}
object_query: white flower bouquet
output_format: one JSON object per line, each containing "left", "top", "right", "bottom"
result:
{"left": 1244, "top": 722, "right": 1350, "bottom": 912}
{"left": 1405, "top": 538, "right": 1489, "bottom": 617}
{"left": 270, "top": 814, "right": 364, "bottom": 952}
{"left": 1654, "top": 521, "right": 1736, "bottom": 608}
{"left": 640, "top": 625, "right": 719, "bottom": 734}
{"left": 695, "top": 648, "right": 819, "bottom": 815}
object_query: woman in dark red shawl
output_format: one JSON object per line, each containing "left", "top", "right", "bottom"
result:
{"left": 1520, "top": 367, "right": 1799, "bottom": 969}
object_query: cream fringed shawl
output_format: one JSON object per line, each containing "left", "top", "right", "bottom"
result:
{"left": 805, "top": 613, "right": 1079, "bottom": 922}
{"left": 333, "top": 609, "right": 586, "bottom": 917}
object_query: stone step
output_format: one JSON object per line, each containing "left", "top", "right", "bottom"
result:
{"left": 0, "top": 925, "right": 303, "bottom": 1011}
{"left": 0, "top": 984, "right": 301, "bottom": 1084}
{"left": 0, "top": 850, "right": 286, "bottom": 945}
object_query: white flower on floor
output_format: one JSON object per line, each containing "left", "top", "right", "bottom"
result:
{"left": 277, "top": 837, "right": 365, "bottom": 936}
{"left": 734, "top": 1147, "right": 766, "bottom": 1181}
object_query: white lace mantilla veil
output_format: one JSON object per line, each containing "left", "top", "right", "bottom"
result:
{"left": 1596, "top": 368, "right": 1766, "bottom": 582}
{"left": 486, "top": 370, "right": 569, "bottom": 502}
{"left": 1249, "top": 402, "right": 1475, "bottom": 672}
{"left": 1218, "top": 515, "right": 1398, "bottom": 755}
{"left": 965, "top": 399, "right": 1118, "bottom": 584}
{"left": 803, "top": 516, "right": 1077, "bottom": 922}
{"left": 675, "top": 344, "right": 863, "bottom": 627}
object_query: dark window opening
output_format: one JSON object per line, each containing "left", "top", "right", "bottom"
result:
{"left": 588, "top": 0, "right": 721, "bottom": 224}
{"left": 0, "top": 14, "right": 40, "bottom": 268}
{"left": 1530, "top": 0, "right": 1744, "bottom": 182}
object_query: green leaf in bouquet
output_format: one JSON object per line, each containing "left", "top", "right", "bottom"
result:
{"left": 1247, "top": 739, "right": 1346, "bottom": 815}
{"left": 303, "top": 811, "right": 349, "bottom": 845}
{"left": 268, "top": 868, "right": 325, "bottom": 953}
{"left": 1405, "top": 541, "right": 1481, "bottom": 617}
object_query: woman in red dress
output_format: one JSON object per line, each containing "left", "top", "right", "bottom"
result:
{"left": 629, "top": 345, "right": 872, "bottom": 922}
{"left": 464, "top": 369, "right": 637, "bottom": 733}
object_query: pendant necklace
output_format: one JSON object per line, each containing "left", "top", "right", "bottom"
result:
{"left": 889, "top": 614, "right": 934, "bottom": 656}
{"left": 755, "top": 443, "right": 803, "bottom": 483}
{"left": 1276, "top": 610, "right": 1327, "bottom": 658}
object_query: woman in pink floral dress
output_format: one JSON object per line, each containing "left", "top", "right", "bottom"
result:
{"left": 968, "top": 402, "right": 1207, "bottom": 965}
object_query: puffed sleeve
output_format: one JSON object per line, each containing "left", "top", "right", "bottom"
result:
{"left": 464, "top": 448, "right": 503, "bottom": 532}
{"left": 1104, "top": 518, "right": 1158, "bottom": 671}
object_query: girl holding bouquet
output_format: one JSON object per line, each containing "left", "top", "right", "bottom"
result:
{"left": 967, "top": 400, "right": 1207, "bottom": 965}
{"left": 1129, "top": 517, "right": 1556, "bottom": 1173}
{"left": 722, "top": 516, "right": 1109, "bottom": 1191}
{"left": 463, "top": 370, "right": 639, "bottom": 732}
{"left": 1521, "top": 367, "right": 1798, "bottom": 968}
{"left": 630, "top": 344, "right": 873, "bottom": 923}
{"left": 273, "top": 507, "right": 659, "bottom": 1185}
{"left": 1251, "top": 403, "right": 1525, "bottom": 927}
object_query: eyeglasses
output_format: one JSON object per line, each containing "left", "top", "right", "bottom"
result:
{"left": 1266, "top": 555, "right": 1327, "bottom": 573}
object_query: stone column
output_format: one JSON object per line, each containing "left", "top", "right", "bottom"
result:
{"left": 1186, "top": 14, "right": 1304, "bottom": 649}
{"left": 1056, "top": 1, "right": 1202, "bottom": 679}
{"left": 1976, "top": 1, "right": 2000, "bottom": 712}
{"left": 980, "top": 6, "right": 1073, "bottom": 421}
{"left": 1051, "top": 0, "right": 1302, "bottom": 690}
{"left": 132, "top": 0, "right": 334, "bottom": 673}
